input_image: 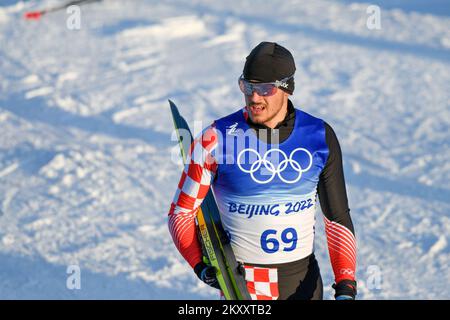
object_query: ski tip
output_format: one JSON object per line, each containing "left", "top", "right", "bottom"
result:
{"left": 24, "top": 11, "right": 43, "bottom": 20}
{"left": 168, "top": 99, "right": 178, "bottom": 113}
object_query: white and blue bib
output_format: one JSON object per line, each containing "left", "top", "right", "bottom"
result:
{"left": 212, "top": 108, "right": 329, "bottom": 264}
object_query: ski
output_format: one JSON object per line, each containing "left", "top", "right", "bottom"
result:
{"left": 169, "top": 100, "right": 250, "bottom": 300}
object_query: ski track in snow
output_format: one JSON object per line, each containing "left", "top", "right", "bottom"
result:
{"left": 0, "top": 0, "right": 449, "bottom": 299}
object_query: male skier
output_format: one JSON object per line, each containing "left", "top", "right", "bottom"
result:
{"left": 168, "top": 42, "right": 357, "bottom": 300}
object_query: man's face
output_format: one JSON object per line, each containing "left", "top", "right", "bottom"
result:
{"left": 244, "top": 86, "right": 289, "bottom": 127}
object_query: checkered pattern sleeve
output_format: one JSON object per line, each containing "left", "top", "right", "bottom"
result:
{"left": 168, "top": 124, "right": 219, "bottom": 269}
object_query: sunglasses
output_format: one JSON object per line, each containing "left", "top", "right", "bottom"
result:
{"left": 238, "top": 74, "right": 292, "bottom": 97}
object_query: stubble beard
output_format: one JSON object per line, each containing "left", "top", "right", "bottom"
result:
{"left": 249, "top": 102, "right": 283, "bottom": 126}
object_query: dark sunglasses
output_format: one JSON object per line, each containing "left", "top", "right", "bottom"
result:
{"left": 238, "top": 74, "right": 292, "bottom": 96}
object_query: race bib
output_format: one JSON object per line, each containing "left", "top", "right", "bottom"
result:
{"left": 217, "top": 192, "right": 317, "bottom": 264}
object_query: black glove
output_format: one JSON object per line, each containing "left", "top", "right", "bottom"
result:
{"left": 194, "top": 261, "right": 220, "bottom": 290}
{"left": 332, "top": 279, "right": 357, "bottom": 300}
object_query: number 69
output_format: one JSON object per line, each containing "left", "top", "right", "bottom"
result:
{"left": 260, "top": 228, "right": 298, "bottom": 254}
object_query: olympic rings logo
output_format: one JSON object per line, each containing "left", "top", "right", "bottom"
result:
{"left": 340, "top": 269, "right": 355, "bottom": 275}
{"left": 237, "top": 148, "right": 313, "bottom": 184}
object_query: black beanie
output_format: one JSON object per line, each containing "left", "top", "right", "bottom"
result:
{"left": 243, "top": 41, "right": 296, "bottom": 94}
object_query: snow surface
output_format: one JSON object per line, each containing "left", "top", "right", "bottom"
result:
{"left": 0, "top": 0, "right": 449, "bottom": 299}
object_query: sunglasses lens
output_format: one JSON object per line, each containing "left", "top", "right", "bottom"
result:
{"left": 255, "top": 84, "right": 277, "bottom": 96}
{"left": 239, "top": 79, "right": 249, "bottom": 94}
{"left": 239, "top": 79, "right": 277, "bottom": 96}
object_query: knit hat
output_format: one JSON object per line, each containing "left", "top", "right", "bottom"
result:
{"left": 243, "top": 41, "right": 296, "bottom": 94}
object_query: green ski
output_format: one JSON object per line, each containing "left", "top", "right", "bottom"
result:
{"left": 169, "top": 100, "right": 251, "bottom": 300}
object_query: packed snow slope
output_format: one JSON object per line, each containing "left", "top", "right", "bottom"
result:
{"left": 0, "top": 0, "right": 449, "bottom": 299}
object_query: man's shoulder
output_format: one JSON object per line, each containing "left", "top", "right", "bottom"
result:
{"left": 293, "top": 107, "right": 341, "bottom": 145}
{"left": 214, "top": 107, "right": 247, "bottom": 126}
{"left": 294, "top": 106, "right": 328, "bottom": 127}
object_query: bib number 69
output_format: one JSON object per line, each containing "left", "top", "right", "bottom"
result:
{"left": 260, "top": 228, "right": 298, "bottom": 254}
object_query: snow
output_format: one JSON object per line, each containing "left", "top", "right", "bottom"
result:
{"left": 0, "top": 0, "right": 449, "bottom": 299}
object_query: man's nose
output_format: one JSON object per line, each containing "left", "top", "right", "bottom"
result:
{"left": 249, "top": 90, "right": 263, "bottom": 101}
